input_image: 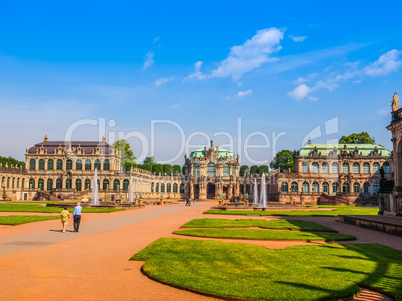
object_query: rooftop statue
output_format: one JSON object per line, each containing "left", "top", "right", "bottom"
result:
{"left": 392, "top": 92, "right": 399, "bottom": 111}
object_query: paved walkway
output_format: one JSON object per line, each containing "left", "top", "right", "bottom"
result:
{"left": 0, "top": 202, "right": 401, "bottom": 301}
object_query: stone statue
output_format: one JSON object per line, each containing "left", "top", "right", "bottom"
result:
{"left": 392, "top": 92, "right": 399, "bottom": 111}
{"left": 210, "top": 140, "right": 213, "bottom": 148}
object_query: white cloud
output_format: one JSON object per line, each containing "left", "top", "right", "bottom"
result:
{"left": 236, "top": 89, "right": 253, "bottom": 97}
{"left": 308, "top": 96, "right": 319, "bottom": 101}
{"left": 169, "top": 103, "right": 180, "bottom": 110}
{"left": 142, "top": 51, "right": 154, "bottom": 71}
{"left": 364, "top": 49, "right": 402, "bottom": 76}
{"left": 377, "top": 107, "right": 390, "bottom": 116}
{"left": 289, "top": 35, "right": 307, "bottom": 42}
{"left": 293, "top": 73, "right": 317, "bottom": 85}
{"left": 287, "top": 84, "right": 311, "bottom": 100}
{"left": 153, "top": 76, "right": 175, "bottom": 87}
{"left": 184, "top": 61, "right": 207, "bottom": 80}
{"left": 153, "top": 36, "right": 160, "bottom": 43}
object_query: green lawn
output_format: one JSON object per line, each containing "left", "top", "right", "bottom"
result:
{"left": 173, "top": 228, "right": 355, "bottom": 241}
{"left": 0, "top": 204, "right": 124, "bottom": 213}
{"left": 131, "top": 238, "right": 402, "bottom": 300}
{"left": 181, "top": 218, "right": 337, "bottom": 232}
{"left": 204, "top": 208, "right": 378, "bottom": 216}
{"left": 0, "top": 215, "right": 60, "bottom": 225}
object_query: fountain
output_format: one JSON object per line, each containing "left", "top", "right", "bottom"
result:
{"left": 92, "top": 168, "right": 99, "bottom": 205}
{"left": 253, "top": 178, "right": 259, "bottom": 205}
{"left": 129, "top": 173, "right": 134, "bottom": 203}
{"left": 259, "top": 173, "right": 267, "bottom": 208}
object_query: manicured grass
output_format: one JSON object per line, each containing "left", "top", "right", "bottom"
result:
{"left": 0, "top": 204, "right": 124, "bottom": 213}
{"left": 0, "top": 215, "right": 60, "bottom": 225}
{"left": 173, "top": 228, "right": 355, "bottom": 241}
{"left": 204, "top": 208, "right": 378, "bottom": 216}
{"left": 181, "top": 218, "right": 337, "bottom": 232}
{"left": 131, "top": 238, "right": 402, "bottom": 300}
{"left": 304, "top": 205, "right": 378, "bottom": 209}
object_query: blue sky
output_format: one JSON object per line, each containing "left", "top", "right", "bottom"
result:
{"left": 1, "top": 1, "right": 402, "bottom": 165}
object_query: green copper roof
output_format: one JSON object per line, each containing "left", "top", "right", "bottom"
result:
{"left": 190, "top": 147, "right": 235, "bottom": 158}
{"left": 299, "top": 143, "right": 391, "bottom": 157}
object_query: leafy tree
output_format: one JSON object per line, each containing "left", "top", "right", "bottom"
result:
{"left": 141, "top": 163, "right": 152, "bottom": 172}
{"left": 0, "top": 156, "right": 25, "bottom": 168}
{"left": 270, "top": 150, "right": 294, "bottom": 172}
{"left": 112, "top": 139, "right": 136, "bottom": 170}
{"left": 239, "top": 165, "right": 249, "bottom": 176}
{"left": 172, "top": 165, "right": 182, "bottom": 176}
{"left": 257, "top": 165, "right": 269, "bottom": 175}
{"left": 339, "top": 132, "right": 375, "bottom": 144}
{"left": 143, "top": 156, "right": 157, "bottom": 164}
{"left": 181, "top": 166, "right": 186, "bottom": 175}
{"left": 250, "top": 165, "right": 259, "bottom": 175}
{"left": 163, "top": 164, "right": 172, "bottom": 175}
{"left": 152, "top": 163, "right": 163, "bottom": 175}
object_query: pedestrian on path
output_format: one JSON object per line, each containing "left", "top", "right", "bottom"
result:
{"left": 185, "top": 197, "right": 191, "bottom": 206}
{"left": 73, "top": 202, "right": 82, "bottom": 232}
{"left": 60, "top": 207, "right": 70, "bottom": 233}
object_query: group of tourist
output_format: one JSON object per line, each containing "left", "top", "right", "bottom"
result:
{"left": 59, "top": 202, "right": 82, "bottom": 233}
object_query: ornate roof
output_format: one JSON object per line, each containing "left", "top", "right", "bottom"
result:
{"left": 190, "top": 147, "right": 235, "bottom": 159}
{"left": 27, "top": 140, "right": 114, "bottom": 155}
{"left": 298, "top": 143, "right": 391, "bottom": 157}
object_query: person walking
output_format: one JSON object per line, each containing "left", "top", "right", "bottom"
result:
{"left": 60, "top": 207, "right": 70, "bottom": 233}
{"left": 73, "top": 202, "right": 82, "bottom": 232}
{"left": 185, "top": 197, "right": 191, "bottom": 206}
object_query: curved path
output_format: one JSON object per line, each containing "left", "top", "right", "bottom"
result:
{"left": 0, "top": 201, "right": 400, "bottom": 300}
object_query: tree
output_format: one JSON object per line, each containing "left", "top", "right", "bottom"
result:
{"left": 172, "top": 165, "right": 182, "bottom": 176}
{"left": 143, "top": 156, "right": 156, "bottom": 164}
{"left": 112, "top": 139, "right": 136, "bottom": 170}
{"left": 257, "top": 165, "right": 269, "bottom": 175}
{"left": 250, "top": 165, "right": 259, "bottom": 175}
{"left": 339, "top": 132, "right": 375, "bottom": 144}
{"left": 239, "top": 165, "right": 249, "bottom": 176}
{"left": 140, "top": 163, "right": 152, "bottom": 172}
{"left": 152, "top": 163, "right": 163, "bottom": 175}
{"left": 163, "top": 164, "right": 172, "bottom": 175}
{"left": 270, "top": 150, "right": 294, "bottom": 172}
{"left": 0, "top": 156, "right": 25, "bottom": 168}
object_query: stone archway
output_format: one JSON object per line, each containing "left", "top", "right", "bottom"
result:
{"left": 193, "top": 184, "right": 200, "bottom": 199}
{"left": 223, "top": 185, "right": 229, "bottom": 199}
{"left": 207, "top": 183, "right": 215, "bottom": 199}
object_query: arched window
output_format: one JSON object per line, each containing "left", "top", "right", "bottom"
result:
{"left": 94, "top": 159, "right": 101, "bottom": 171}
{"left": 56, "top": 178, "right": 62, "bottom": 189}
{"left": 281, "top": 182, "right": 288, "bottom": 193}
{"left": 12, "top": 178, "right": 15, "bottom": 188}
{"left": 7, "top": 177, "right": 9, "bottom": 188}
{"left": 223, "top": 164, "right": 230, "bottom": 177}
{"left": 173, "top": 183, "right": 178, "bottom": 193}
{"left": 246, "top": 184, "right": 250, "bottom": 194}
{"left": 65, "top": 179, "right": 72, "bottom": 189}
{"left": 38, "top": 178, "right": 44, "bottom": 191}
{"left": 363, "top": 163, "right": 370, "bottom": 174}
{"left": 39, "top": 159, "right": 45, "bottom": 170}
{"left": 322, "top": 162, "right": 329, "bottom": 173}
{"left": 29, "top": 159, "right": 36, "bottom": 170}
{"left": 342, "top": 163, "right": 350, "bottom": 174}
{"left": 47, "top": 179, "right": 53, "bottom": 191}
{"left": 291, "top": 182, "right": 298, "bottom": 192}
{"left": 302, "top": 162, "right": 309, "bottom": 173}
{"left": 207, "top": 163, "right": 216, "bottom": 176}
{"left": 302, "top": 182, "right": 309, "bottom": 193}
{"left": 155, "top": 183, "right": 159, "bottom": 193}
{"left": 167, "top": 183, "right": 171, "bottom": 193}
{"left": 85, "top": 160, "right": 91, "bottom": 171}
{"left": 382, "top": 162, "right": 390, "bottom": 173}
{"left": 373, "top": 182, "right": 380, "bottom": 195}
{"left": 151, "top": 182, "right": 154, "bottom": 192}
{"left": 193, "top": 164, "right": 200, "bottom": 177}
{"left": 373, "top": 162, "right": 380, "bottom": 173}
{"left": 76, "top": 159, "right": 82, "bottom": 170}
{"left": 332, "top": 182, "right": 339, "bottom": 195}
{"left": 240, "top": 184, "right": 244, "bottom": 194}
{"left": 103, "top": 179, "right": 109, "bottom": 190}
{"left": 56, "top": 159, "right": 63, "bottom": 170}
{"left": 47, "top": 159, "right": 54, "bottom": 170}
{"left": 113, "top": 179, "right": 120, "bottom": 191}
{"left": 332, "top": 162, "right": 339, "bottom": 174}
{"left": 353, "top": 163, "right": 360, "bottom": 174}
{"left": 123, "top": 179, "right": 129, "bottom": 190}
{"left": 180, "top": 183, "right": 184, "bottom": 193}
{"left": 75, "top": 179, "right": 82, "bottom": 191}
{"left": 353, "top": 182, "right": 360, "bottom": 193}
{"left": 17, "top": 178, "right": 20, "bottom": 188}
{"left": 322, "top": 182, "right": 329, "bottom": 194}
{"left": 21, "top": 178, "right": 25, "bottom": 189}
{"left": 84, "top": 179, "right": 91, "bottom": 190}
{"left": 103, "top": 160, "right": 110, "bottom": 171}
{"left": 161, "top": 183, "right": 165, "bottom": 193}
{"left": 29, "top": 178, "right": 35, "bottom": 189}
{"left": 342, "top": 182, "right": 350, "bottom": 193}
{"left": 66, "top": 159, "right": 72, "bottom": 170}
{"left": 312, "top": 162, "right": 319, "bottom": 173}
{"left": 312, "top": 182, "right": 319, "bottom": 193}
{"left": 363, "top": 182, "right": 370, "bottom": 195}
